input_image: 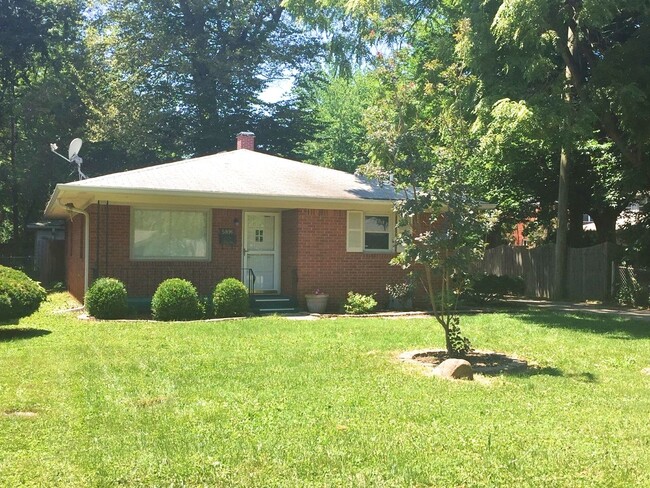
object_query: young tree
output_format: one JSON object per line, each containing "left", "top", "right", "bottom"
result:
{"left": 365, "top": 51, "right": 488, "bottom": 357}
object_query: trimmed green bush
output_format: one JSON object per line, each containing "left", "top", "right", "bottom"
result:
{"left": 151, "top": 278, "right": 203, "bottom": 321}
{"left": 0, "top": 265, "right": 47, "bottom": 322}
{"left": 85, "top": 278, "right": 128, "bottom": 319}
{"left": 213, "top": 278, "right": 250, "bottom": 318}
{"left": 344, "top": 291, "right": 377, "bottom": 314}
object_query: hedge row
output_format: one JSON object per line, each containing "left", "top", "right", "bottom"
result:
{"left": 85, "top": 276, "right": 250, "bottom": 321}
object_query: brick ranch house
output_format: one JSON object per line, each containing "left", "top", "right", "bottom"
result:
{"left": 44, "top": 133, "right": 418, "bottom": 312}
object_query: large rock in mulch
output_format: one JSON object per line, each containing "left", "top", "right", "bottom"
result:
{"left": 434, "top": 358, "right": 474, "bottom": 380}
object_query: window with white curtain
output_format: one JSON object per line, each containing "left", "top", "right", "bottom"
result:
{"left": 131, "top": 208, "right": 209, "bottom": 259}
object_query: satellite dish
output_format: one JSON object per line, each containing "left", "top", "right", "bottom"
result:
{"left": 68, "top": 138, "right": 83, "bottom": 160}
{"left": 50, "top": 137, "right": 87, "bottom": 180}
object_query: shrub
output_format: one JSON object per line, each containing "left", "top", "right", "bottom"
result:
{"left": 344, "top": 291, "right": 377, "bottom": 314}
{"left": 386, "top": 273, "right": 416, "bottom": 310}
{"left": 213, "top": 278, "right": 249, "bottom": 318}
{"left": 85, "top": 278, "right": 128, "bottom": 319}
{"left": 0, "top": 265, "right": 47, "bottom": 322}
{"left": 465, "top": 274, "right": 525, "bottom": 303}
{"left": 151, "top": 278, "right": 203, "bottom": 321}
{"left": 616, "top": 267, "right": 650, "bottom": 308}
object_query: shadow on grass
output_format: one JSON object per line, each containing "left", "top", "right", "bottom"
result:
{"left": 505, "top": 365, "right": 599, "bottom": 383}
{"left": 507, "top": 365, "right": 564, "bottom": 378}
{"left": 511, "top": 310, "right": 650, "bottom": 340}
{"left": 0, "top": 328, "right": 52, "bottom": 342}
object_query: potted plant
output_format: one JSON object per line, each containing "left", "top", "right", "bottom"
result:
{"left": 305, "top": 289, "right": 329, "bottom": 313}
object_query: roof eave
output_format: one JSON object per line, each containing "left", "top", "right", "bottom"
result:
{"left": 44, "top": 185, "right": 397, "bottom": 218}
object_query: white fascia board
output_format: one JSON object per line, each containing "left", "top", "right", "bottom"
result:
{"left": 44, "top": 185, "right": 396, "bottom": 218}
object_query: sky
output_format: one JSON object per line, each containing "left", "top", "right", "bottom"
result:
{"left": 259, "top": 77, "right": 294, "bottom": 103}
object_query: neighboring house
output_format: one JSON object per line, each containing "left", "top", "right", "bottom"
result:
{"left": 44, "top": 133, "right": 411, "bottom": 311}
{"left": 583, "top": 202, "right": 643, "bottom": 232}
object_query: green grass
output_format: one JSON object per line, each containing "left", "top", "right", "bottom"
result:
{"left": 1, "top": 293, "right": 649, "bottom": 487}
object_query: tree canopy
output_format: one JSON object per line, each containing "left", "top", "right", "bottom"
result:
{"left": 1, "top": 0, "right": 649, "bottom": 268}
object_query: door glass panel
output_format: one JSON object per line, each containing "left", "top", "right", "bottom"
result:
{"left": 247, "top": 254, "right": 274, "bottom": 290}
{"left": 247, "top": 215, "right": 275, "bottom": 251}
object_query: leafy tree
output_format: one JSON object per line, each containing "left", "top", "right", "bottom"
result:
{"left": 84, "top": 0, "right": 321, "bottom": 166}
{"left": 0, "top": 0, "right": 85, "bottom": 250}
{"left": 483, "top": 0, "right": 650, "bottom": 296}
{"left": 296, "top": 70, "right": 378, "bottom": 172}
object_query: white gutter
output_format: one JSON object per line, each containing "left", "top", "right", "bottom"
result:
{"left": 63, "top": 202, "right": 90, "bottom": 300}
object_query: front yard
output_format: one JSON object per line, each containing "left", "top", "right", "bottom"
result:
{"left": 1, "top": 293, "right": 649, "bottom": 487}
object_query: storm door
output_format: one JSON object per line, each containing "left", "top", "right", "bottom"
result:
{"left": 243, "top": 212, "right": 281, "bottom": 293}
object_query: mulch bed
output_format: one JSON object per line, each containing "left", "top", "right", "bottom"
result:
{"left": 402, "top": 349, "right": 529, "bottom": 375}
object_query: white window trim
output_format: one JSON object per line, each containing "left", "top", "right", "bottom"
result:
{"left": 347, "top": 211, "right": 395, "bottom": 253}
{"left": 130, "top": 207, "right": 212, "bottom": 261}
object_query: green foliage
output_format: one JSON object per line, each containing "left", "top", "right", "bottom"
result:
{"left": 465, "top": 274, "right": 526, "bottom": 304}
{"left": 386, "top": 274, "right": 416, "bottom": 311}
{"left": 447, "top": 316, "right": 472, "bottom": 358}
{"left": 364, "top": 49, "right": 489, "bottom": 355}
{"left": 84, "top": 0, "right": 321, "bottom": 160}
{"left": 85, "top": 278, "right": 128, "bottom": 319}
{"left": 344, "top": 291, "right": 377, "bottom": 314}
{"left": 0, "top": 265, "right": 46, "bottom": 321}
{"left": 616, "top": 267, "right": 650, "bottom": 308}
{"left": 298, "top": 71, "right": 378, "bottom": 173}
{"left": 618, "top": 205, "right": 650, "bottom": 267}
{"left": 0, "top": 0, "right": 85, "bottom": 251}
{"left": 212, "top": 278, "right": 250, "bottom": 318}
{"left": 151, "top": 278, "right": 203, "bottom": 321}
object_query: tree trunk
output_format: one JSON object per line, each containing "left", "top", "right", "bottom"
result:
{"left": 553, "top": 22, "right": 578, "bottom": 300}
{"left": 9, "top": 87, "right": 22, "bottom": 249}
{"left": 178, "top": 0, "right": 221, "bottom": 156}
{"left": 592, "top": 210, "right": 618, "bottom": 244}
{"left": 553, "top": 146, "right": 570, "bottom": 299}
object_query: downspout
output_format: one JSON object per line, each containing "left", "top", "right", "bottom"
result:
{"left": 63, "top": 202, "right": 90, "bottom": 300}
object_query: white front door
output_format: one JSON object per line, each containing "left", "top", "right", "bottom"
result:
{"left": 243, "top": 212, "right": 281, "bottom": 293}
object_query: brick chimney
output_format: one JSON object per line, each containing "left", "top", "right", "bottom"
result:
{"left": 236, "top": 131, "right": 255, "bottom": 150}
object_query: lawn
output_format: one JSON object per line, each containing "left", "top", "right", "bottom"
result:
{"left": 1, "top": 293, "right": 649, "bottom": 487}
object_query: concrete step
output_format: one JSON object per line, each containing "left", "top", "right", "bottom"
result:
{"left": 249, "top": 294, "right": 299, "bottom": 314}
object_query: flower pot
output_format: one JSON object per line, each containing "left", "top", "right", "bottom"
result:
{"left": 305, "top": 294, "right": 329, "bottom": 314}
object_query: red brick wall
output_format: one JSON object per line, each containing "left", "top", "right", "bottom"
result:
{"left": 81, "top": 204, "right": 243, "bottom": 297}
{"left": 285, "top": 209, "right": 411, "bottom": 312}
{"left": 65, "top": 204, "right": 424, "bottom": 310}
{"left": 281, "top": 210, "right": 299, "bottom": 298}
{"left": 66, "top": 217, "right": 85, "bottom": 301}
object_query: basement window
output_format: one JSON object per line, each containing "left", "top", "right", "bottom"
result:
{"left": 131, "top": 208, "right": 210, "bottom": 260}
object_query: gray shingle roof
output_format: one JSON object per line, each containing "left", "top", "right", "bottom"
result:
{"left": 59, "top": 149, "right": 398, "bottom": 201}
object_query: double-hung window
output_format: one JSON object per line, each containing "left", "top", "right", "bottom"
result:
{"left": 131, "top": 208, "right": 210, "bottom": 260}
{"left": 347, "top": 211, "right": 393, "bottom": 252}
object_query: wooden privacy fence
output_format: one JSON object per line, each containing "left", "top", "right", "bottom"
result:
{"left": 479, "top": 242, "right": 615, "bottom": 301}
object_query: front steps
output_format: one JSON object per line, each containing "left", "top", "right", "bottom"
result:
{"left": 250, "top": 294, "right": 299, "bottom": 314}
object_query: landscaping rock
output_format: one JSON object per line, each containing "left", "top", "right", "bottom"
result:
{"left": 642, "top": 368, "right": 650, "bottom": 376}
{"left": 434, "top": 358, "right": 474, "bottom": 380}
